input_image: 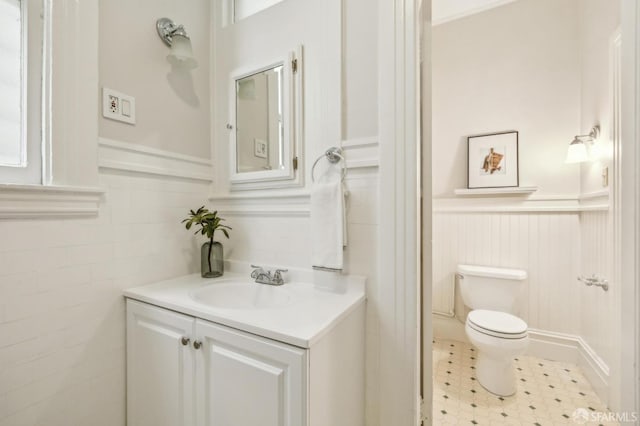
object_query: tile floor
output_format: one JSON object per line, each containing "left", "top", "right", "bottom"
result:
{"left": 432, "top": 338, "right": 618, "bottom": 425}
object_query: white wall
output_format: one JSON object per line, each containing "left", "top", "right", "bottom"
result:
{"left": 432, "top": 0, "right": 582, "bottom": 198}
{"left": 99, "top": 0, "right": 211, "bottom": 159}
{"left": 577, "top": 0, "right": 620, "bottom": 409}
{"left": 211, "top": 0, "right": 381, "bottom": 424}
{"left": 579, "top": 0, "right": 620, "bottom": 195}
{"left": 212, "top": 0, "right": 342, "bottom": 190}
{"left": 1, "top": 0, "right": 384, "bottom": 423}
{"left": 0, "top": 2, "right": 213, "bottom": 425}
{"left": 0, "top": 174, "right": 209, "bottom": 426}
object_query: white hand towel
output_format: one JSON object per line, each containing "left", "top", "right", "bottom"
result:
{"left": 311, "top": 172, "right": 345, "bottom": 271}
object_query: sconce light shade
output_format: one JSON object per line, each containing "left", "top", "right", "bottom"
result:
{"left": 167, "top": 34, "right": 198, "bottom": 69}
{"left": 565, "top": 125, "right": 600, "bottom": 164}
{"left": 565, "top": 139, "right": 589, "bottom": 164}
{"left": 156, "top": 17, "right": 198, "bottom": 70}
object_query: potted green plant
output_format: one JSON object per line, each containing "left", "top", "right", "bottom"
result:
{"left": 182, "top": 206, "right": 231, "bottom": 278}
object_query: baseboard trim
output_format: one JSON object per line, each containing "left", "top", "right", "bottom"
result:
{"left": 528, "top": 329, "right": 609, "bottom": 404}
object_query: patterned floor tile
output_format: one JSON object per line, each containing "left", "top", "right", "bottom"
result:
{"left": 432, "top": 338, "right": 618, "bottom": 425}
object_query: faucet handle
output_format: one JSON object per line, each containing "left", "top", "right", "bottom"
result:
{"left": 250, "top": 265, "right": 265, "bottom": 279}
{"left": 273, "top": 269, "right": 288, "bottom": 281}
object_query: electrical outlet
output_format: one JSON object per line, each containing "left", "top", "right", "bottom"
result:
{"left": 102, "top": 87, "right": 136, "bottom": 125}
{"left": 108, "top": 95, "right": 119, "bottom": 114}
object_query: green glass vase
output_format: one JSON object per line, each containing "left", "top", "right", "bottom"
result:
{"left": 201, "top": 241, "right": 223, "bottom": 278}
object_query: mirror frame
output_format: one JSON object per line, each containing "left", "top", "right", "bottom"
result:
{"left": 229, "top": 46, "right": 303, "bottom": 190}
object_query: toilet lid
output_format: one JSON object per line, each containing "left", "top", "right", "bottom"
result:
{"left": 467, "top": 310, "right": 528, "bottom": 338}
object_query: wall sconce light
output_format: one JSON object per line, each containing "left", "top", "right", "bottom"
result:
{"left": 565, "top": 125, "right": 600, "bottom": 164}
{"left": 156, "top": 17, "right": 198, "bottom": 69}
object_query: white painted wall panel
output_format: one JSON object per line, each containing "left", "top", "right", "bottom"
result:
{"left": 432, "top": 211, "right": 581, "bottom": 335}
{"left": 579, "top": 211, "right": 613, "bottom": 371}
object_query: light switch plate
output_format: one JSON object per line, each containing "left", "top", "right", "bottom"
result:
{"left": 102, "top": 87, "right": 136, "bottom": 125}
{"left": 602, "top": 166, "right": 609, "bottom": 187}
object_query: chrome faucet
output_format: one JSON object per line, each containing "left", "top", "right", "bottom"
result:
{"left": 250, "top": 265, "right": 288, "bottom": 286}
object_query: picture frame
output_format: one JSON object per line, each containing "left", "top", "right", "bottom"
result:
{"left": 254, "top": 139, "right": 268, "bottom": 159}
{"left": 467, "top": 131, "right": 519, "bottom": 189}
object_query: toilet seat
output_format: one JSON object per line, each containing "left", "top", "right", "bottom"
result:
{"left": 467, "top": 309, "right": 528, "bottom": 339}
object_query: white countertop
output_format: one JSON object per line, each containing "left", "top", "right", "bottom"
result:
{"left": 123, "top": 271, "right": 366, "bottom": 348}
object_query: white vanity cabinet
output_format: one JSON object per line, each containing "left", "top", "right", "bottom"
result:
{"left": 126, "top": 297, "right": 364, "bottom": 426}
{"left": 127, "top": 300, "right": 196, "bottom": 426}
{"left": 194, "top": 318, "right": 306, "bottom": 426}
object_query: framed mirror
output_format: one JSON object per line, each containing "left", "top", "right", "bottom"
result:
{"left": 229, "top": 47, "right": 303, "bottom": 189}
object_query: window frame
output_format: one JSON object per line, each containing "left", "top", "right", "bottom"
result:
{"left": 0, "top": 0, "right": 103, "bottom": 218}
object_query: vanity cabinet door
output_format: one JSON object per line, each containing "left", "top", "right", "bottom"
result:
{"left": 195, "top": 319, "right": 307, "bottom": 426}
{"left": 126, "top": 300, "right": 196, "bottom": 426}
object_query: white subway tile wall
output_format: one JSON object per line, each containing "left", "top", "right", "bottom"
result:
{"left": 219, "top": 170, "right": 380, "bottom": 426}
{"left": 0, "top": 169, "right": 380, "bottom": 425}
{"left": 0, "top": 172, "right": 210, "bottom": 426}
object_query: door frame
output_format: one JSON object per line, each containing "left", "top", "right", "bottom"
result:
{"left": 377, "top": 0, "right": 423, "bottom": 424}
{"left": 415, "top": 1, "right": 640, "bottom": 421}
{"left": 620, "top": 0, "right": 640, "bottom": 415}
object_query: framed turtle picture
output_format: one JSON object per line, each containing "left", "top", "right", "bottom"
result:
{"left": 467, "top": 131, "right": 519, "bottom": 189}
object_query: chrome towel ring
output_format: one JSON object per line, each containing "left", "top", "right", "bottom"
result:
{"left": 311, "top": 147, "right": 347, "bottom": 183}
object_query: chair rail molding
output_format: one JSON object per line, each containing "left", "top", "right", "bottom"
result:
{"left": 98, "top": 138, "right": 214, "bottom": 182}
{"left": 433, "top": 191, "right": 610, "bottom": 213}
{"left": 208, "top": 191, "right": 311, "bottom": 216}
{"left": 0, "top": 184, "right": 104, "bottom": 219}
{"left": 342, "top": 136, "right": 379, "bottom": 170}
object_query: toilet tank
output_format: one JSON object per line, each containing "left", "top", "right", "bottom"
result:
{"left": 457, "top": 264, "right": 527, "bottom": 314}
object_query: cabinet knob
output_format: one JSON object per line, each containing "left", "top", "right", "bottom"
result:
{"left": 180, "top": 336, "right": 190, "bottom": 346}
{"left": 193, "top": 340, "right": 202, "bottom": 350}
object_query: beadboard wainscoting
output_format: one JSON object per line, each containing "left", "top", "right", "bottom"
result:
{"left": 432, "top": 194, "right": 615, "bottom": 404}
{"left": 432, "top": 208, "right": 581, "bottom": 334}
{"left": 579, "top": 210, "right": 614, "bottom": 401}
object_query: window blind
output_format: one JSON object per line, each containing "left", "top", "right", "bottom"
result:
{"left": 0, "top": 0, "right": 22, "bottom": 167}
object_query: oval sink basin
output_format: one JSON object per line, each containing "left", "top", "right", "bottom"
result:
{"left": 190, "top": 282, "right": 294, "bottom": 310}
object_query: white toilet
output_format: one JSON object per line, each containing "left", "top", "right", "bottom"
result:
{"left": 457, "top": 264, "right": 529, "bottom": 397}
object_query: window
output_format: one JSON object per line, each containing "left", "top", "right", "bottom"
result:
{"left": 233, "top": 0, "right": 284, "bottom": 22}
{"left": 0, "top": 0, "right": 42, "bottom": 184}
{"left": 0, "top": 0, "right": 102, "bottom": 218}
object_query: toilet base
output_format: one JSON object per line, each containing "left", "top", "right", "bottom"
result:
{"left": 475, "top": 352, "right": 517, "bottom": 396}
